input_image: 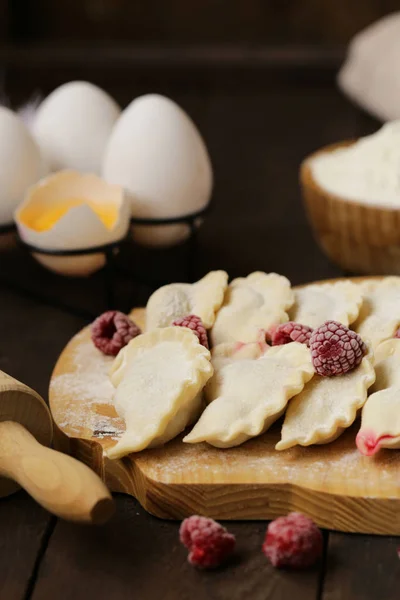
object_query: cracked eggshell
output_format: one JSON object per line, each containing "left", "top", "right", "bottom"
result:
{"left": 102, "top": 94, "right": 213, "bottom": 247}
{"left": 33, "top": 81, "right": 121, "bottom": 174}
{"left": 15, "top": 170, "right": 130, "bottom": 277}
{"left": 0, "top": 106, "right": 42, "bottom": 227}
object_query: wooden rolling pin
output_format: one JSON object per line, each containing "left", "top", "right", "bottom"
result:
{"left": 0, "top": 371, "right": 114, "bottom": 524}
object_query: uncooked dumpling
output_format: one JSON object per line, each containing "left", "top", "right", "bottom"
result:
{"left": 106, "top": 327, "right": 213, "bottom": 458}
{"left": 146, "top": 270, "right": 228, "bottom": 330}
{"left": 289, "top": 280, "right": 362, "bottom": 329}
{"left": 354, "top": 277, "right": 400, "bottom": 350}
{"left": 357, "top": 389, "right": 400, "bottom": 455}
{"left": 276, "top": 351, "right": 375, "bottom": 450}
{"left": 184, "top": 341, "right": 314, "bottom": 448}
{"left": 356, "top": 339, "right": 400, "bottom": 455}
{"left": 210, "top": 272, "right": 294, "bottom": 346}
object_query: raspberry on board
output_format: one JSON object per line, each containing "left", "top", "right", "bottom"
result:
{"left": 91, "top": 310, "right": 141, "bottom": 356}
{"left": 172, "top": 314, "right": 209, "bottom": 349}
{"left": 179, "top": 515, "right": 235, "bottom": 568}
{"left": 262, "top": 512, "right": 323, "bottom": 568}
{"left": 270, "top": 322, "right": 313, "bottom": 347}
{"left": 309, "top": 320, "right": 367, "bottom": 377}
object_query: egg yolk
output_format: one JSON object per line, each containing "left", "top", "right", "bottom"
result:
{"left": 28, "top": 198, "right": 117, "bottom": 232}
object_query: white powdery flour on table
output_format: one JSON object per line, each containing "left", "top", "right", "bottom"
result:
{"left": 50, "top": 331, "right": 124, "bottom": 439}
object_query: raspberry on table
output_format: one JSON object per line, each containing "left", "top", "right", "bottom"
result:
{"left": 179, "top": 515, "right": 235, "bottom": 568}
{"left": 262, "top": 512, "right": 323, "bottom": 568}
{"left": 173, "top": 314, "right": 209, "bottom": 349}
{"left": 91, "top": 310, "right": 141, "bottom": 356}
{"left": 270, "top": 322, "right": 313, "bottom": 347}
{"left": 309, "top": 320, "right": 366, "bottom": 377}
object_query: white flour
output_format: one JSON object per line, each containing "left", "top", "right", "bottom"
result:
{"left": 311, "top": 121, "right": 400, "bottom": 207}
{"left": 50, "top": 333, "right": 124, "bottom": 439}
{"left": 139, "top": 430, "right": 396, "bottom": 491}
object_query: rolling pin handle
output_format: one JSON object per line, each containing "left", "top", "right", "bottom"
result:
{"left": 0, "top": 421, "right": 114, "bottom": 524}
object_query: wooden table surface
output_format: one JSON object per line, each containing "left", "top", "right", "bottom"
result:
{"left": 0, "top": 61, "right": 399, "bottom": 599}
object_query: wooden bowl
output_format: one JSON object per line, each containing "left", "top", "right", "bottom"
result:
{"left": 300, "top": 141, "right": 400, "bottom": 274}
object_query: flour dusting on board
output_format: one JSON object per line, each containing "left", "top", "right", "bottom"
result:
{"left": 50, "top": 330, "right": 124, "bottom": 439}
{"left": 136, "top": 425, "right": 397, "bottom": 492}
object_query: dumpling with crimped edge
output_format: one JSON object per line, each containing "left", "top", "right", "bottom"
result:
{"left": 356, "top": 339, "right": 400, "bottom": 455}
{"left": 354, "top": 277, "right": 400, "bottom": 350}
{"left": 106, "top": 327, "right": 213, "bottom": 458}
{"left": 276, "top": 350, "right": 375, "bottom": 451}
{"left": 371, "top": 338, "right": 400, "bottom": 390}
{"left": 289, "top": 280, "right": 363, "bottom": 329}
{"left": 356, "top": 389, "right": 400, "bottom": 456}
{"left": 145, "top": 270, "right": 228, "bottom": 331}
{"left": 183, "top": 341, "right": 314, "bottom": 448}
{"left": 210, "top": 272, "right": 294, "bottom": 346}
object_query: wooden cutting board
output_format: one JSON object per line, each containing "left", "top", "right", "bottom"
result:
{"left": 49, "top": 278, "right": 400, "bottom": 535}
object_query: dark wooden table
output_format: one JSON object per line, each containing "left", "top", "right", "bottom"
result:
{"left": 0, "top": 59, "right": 399, "bottom": 599}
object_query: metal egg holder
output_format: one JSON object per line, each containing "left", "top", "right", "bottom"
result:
{"left": 0, "top": 206, "right": 209, "bottom": 314}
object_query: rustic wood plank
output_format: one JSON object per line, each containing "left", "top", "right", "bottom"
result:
{"left": 0, "top": 492, "right": 54, "bottom": 600}
{"left": 0, "top": 286, "right": 87, "bottom": 397}
{"left": 0, "top": 43, "right": 344, "bottom": 69}
{"left": 31, "top": 495, "right": 323, "bottom": 600}
{"left": 197, "top": 80, "right": 362, "bottom": 284}
{"left": 9, "top": 0, "right": 400, "bottom": 44}
{"left": 0, "top": 288, "right": 89, "bottom": 600}
{"left": 322, "top": 534, "right": 400, "bottom": 600}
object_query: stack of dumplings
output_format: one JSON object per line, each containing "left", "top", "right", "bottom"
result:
{"left": 102, "top": 272, "right": 400, "bottom": 459}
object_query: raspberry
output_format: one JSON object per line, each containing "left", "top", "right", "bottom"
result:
{"left": 179, "top": 515, "right": 235, "bottom": 568}
{"left": 309, "top": 320, "right": 366, "bottom": 377}
{"left": 395, "top": 329, "right": 400, "bottom": 339}
{"left": 172, "top": 315, "right": 209, "bottom": 349}
{"left": 262, "top": 512, "right": 323, "bottom": 568}
{"left": 270, "top": 322, "right": 313, "bottom": 347}
{"left": 91, "top": 310, "right": 141, "bottom": 356}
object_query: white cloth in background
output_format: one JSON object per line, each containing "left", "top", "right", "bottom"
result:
{"left": 338, "top": 12, "right": 400, "bottom": 122}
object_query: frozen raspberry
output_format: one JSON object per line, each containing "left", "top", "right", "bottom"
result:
{"left": 172, "top": 314, "right": 209, "bottom": 349}
{"left": 262, "top": 512, "right": 323, "bottom": 568}
{"left": 309, "top": 320, "right": 366, "bottom": 377}
{"left": 91, "top": 310, "right": 141, "bottom": 356}
{"left": 179, "top": 515, "right": 235, "bottom": 568}
{"left": 270, "top": 322, "right": 313, "bottom": 347}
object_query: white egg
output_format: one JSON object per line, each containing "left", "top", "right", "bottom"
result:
{"left": 102, "top": 94, "right": 213, "bottom": 247}
{"left": 0, "top": 106, "right": 42, "bottom": 225}
{"left": 17, "top": 96, "right": 50, "bottom": 179}
{"left": 33, "top": 81, "right": 121, "bottom": 174}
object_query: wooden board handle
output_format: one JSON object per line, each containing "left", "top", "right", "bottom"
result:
{"left": 0, "top": 421, "right": 114, "bottom": 524}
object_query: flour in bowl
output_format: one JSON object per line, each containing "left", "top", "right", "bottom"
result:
{"left": 310, "top": 121, "right": 400, "bottom": 207}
